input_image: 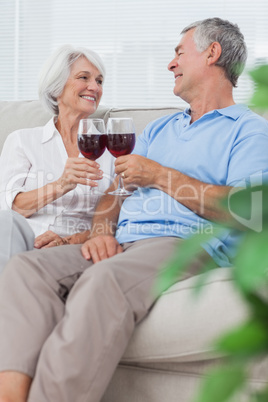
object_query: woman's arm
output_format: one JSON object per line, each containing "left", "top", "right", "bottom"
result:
{"left": 0, "top": 130, "right": 102, "bottom": 217}
{"left": 13, "top": 182, "right": 65, "bottom": 218}
{"left": 13, "top": 157, "right": 103, "bottom": 217}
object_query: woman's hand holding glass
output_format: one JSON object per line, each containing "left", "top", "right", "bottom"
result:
{"left": 56, "top": 156, "right": 103, "bottom": 194}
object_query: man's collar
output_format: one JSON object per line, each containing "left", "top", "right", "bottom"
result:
{"left": 42, "top": 117, "right": 59, "bottom": 143}
{"left": 177, "top": 104, "right": 248, "bottom": 121}
{"left": 214, "top": 104, "right": 249, "bottom": 120}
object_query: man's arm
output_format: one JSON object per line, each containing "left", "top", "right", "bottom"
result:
{"left": 81, "top": 179, "right": 125, "bottom": 262}
{"left": 116, "top": 154, "right": 233, "bottom": 224}
{"left": 81, "top": 154, "right": 233, "bottom": 263}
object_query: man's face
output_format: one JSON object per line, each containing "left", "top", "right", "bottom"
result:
{"left": 168, "top": 28, "right": 208, "bottom": 102}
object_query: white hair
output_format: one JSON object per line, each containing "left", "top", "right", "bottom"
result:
{"left": 38, "top": 45, "right": 106, "bottom": 115}
{"left": 181, "top": 18, "right": 247, "bottom": 87}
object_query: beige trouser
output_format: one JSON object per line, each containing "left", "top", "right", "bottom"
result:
{"left": 0, "top": 236, "right": 212, "bottom": 402}
{"left": 0, "top": 210, "right": 35, "bottom": 273}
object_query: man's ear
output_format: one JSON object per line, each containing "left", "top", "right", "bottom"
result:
{"left": 207, "top": 42, "right": 222, "bottom": 65}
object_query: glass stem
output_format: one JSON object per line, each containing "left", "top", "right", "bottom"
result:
{"left": 118, "top": 175, "right": 124, "bottom": 191}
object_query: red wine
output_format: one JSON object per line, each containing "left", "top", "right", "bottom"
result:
{"left": 107, "top": 133, "right": 135, "bottom": 158}
{"left": 77, "top": 134, "right": 107, "bottom": 160}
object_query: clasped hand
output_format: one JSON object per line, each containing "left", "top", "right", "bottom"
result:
{"left": 34, "top": 230, "right": 69, "bottom": 249}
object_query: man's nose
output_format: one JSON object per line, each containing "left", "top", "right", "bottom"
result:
{"left": 167, "top": 57, "right": 177, "bottom": 71}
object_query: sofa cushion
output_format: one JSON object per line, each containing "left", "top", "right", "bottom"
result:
{"left": 0, "top": 100, "right": 109, "bottom": 153}
{"left": 105, "top": 107, "right": 182, "bottom": 136}
{"left": 0, "top": 102, "right": 180, "bottom": 153}
{"left": 122, "top": 267, "right": 249, "bottom": 363}
{"left": 0, "top": 101, "right": 51, "bottom": 151}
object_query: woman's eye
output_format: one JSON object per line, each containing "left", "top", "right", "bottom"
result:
{"left": 79, "top": 76, "right": 87, "bottom": 80}
{"left": 97, "top": 79, "right": 103, "bottom": 85}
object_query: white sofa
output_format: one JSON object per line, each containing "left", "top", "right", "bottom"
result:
{"left": 0, "top": 100, "right": 267, "bottom": 402}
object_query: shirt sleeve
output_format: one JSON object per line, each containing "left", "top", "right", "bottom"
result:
{"left": 0, "top": 130, "right": 30, "bottom": 209}
{"left": 227, "top": 130, "right": 268, "bottom": 187}
{"left": 132, "top": 132, "right": 148, "bottom": 157}
{"left": 132, "top": 120, "right": 157, "bottom": 157}
{"left": 132, "top": 113, "right": 179, "bottom": 158}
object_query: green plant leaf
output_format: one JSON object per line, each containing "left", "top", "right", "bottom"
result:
{"left": 222, "top": 185, "right": 268, "bottom": 231}
{"left": 225, "top": 187, "right": 255, "bottom": 221}
{"left": 249, "top": 65, "right": 268, "bottom": 86}
{"left": 154, "top": 227, "right": 222, "bottom": 295}
{"left": 250, "top": 86, "right": 268, "bottom": 109}
{"left": 193, "top": 364, "right": 246, "bottom": 402}
{"left": 243, "top": 291, "right": 268, "bottom": 322}
{"left": 249, "top": 387, "right": 268, "bottom": 402}
{"left": 233, "top": 229, "right": 268, "bottom": 293}
{"left": 249, "top": 65, "right": 268, "bottom": 108}
{"left": 215, "top": 320, "right": 268, "bottom": 357}
{"left": 191, "top": 258, "right": 221, "bottom": 297}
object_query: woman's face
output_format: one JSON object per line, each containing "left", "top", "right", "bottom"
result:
{"left": 57, "top": 56, "right": 104, "bottom": 118}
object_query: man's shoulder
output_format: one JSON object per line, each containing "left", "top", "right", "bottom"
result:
{"left": 138, "top": 110, "right": 184, "bottom": 144}
{"left": 144, "top": 110, "right": 184, "bottom": 132}
{"left": 237, "top": 107, "right": 268, "bottom": 134}
{"left": 218, "top": 105, "right": 268, "bottom": 139}
{"left": 234, "top": 105, "right": 267, "bottom": 122}
{"left": 152, "top": 110, "right": 184, "bottom": 124}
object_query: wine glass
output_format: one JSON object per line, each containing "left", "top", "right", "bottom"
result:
{"left": 77, "top": 118, "right": 107, "bottom": 195}
{"left": 106, "top": 117, "right": 136, "bottom": 196}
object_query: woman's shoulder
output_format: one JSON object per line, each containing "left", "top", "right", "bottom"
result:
{"left": 6, "top": 119, "right": 52, "bottom": 147}
{"left": 10, "top": 125, "right": 46, "bottom": 139}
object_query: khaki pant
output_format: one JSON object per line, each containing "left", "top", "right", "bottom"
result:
{"left": 0, "top": 210, "right": 34, "bottom": 273}
{"left": 0, "top": 237, "right": 211, "bottom": 402}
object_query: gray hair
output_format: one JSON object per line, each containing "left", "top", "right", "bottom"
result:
{"left": 38, "top": 45, "right": 106, "bottom": 115}
{"left": 181, "top": 18, "right": 247, "bottom": 87}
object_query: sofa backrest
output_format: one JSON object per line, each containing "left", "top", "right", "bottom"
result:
{"left": 104, "top": 107, "right": 181, "bottom": 136}
{"left": 0, "top": 100, "right": 182, "bottom": 153}
{"left": 0, "top": 100, "right": 105, "bottom": 153}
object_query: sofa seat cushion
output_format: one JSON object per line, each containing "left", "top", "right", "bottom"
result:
{"left": 103, "top": 356, "right": 268, "bottom": 402}
{"left": 122, "top": 268, "right": 249, "bottom": 363}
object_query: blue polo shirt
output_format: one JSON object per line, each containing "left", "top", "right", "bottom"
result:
{"left": 115, "top": 105, "right": 268, "bottom": 266}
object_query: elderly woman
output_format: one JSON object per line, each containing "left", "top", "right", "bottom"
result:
{"left": 0, "top": 45, "right": 114, "bottom": 269}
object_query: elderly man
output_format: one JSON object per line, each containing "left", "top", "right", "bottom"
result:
{"left": 1, "top": 18, "right": 268, "bottom": 402}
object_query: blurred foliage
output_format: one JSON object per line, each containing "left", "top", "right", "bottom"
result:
{"left": 249, "top": 65, "right": 268, "bottom": 109}
{"left": 157, "top": 65, "right": 268, "bottom": 402}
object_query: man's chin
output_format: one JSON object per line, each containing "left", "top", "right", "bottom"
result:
{"left": 173, "top": 88, "right": 182, "bottom": 98}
